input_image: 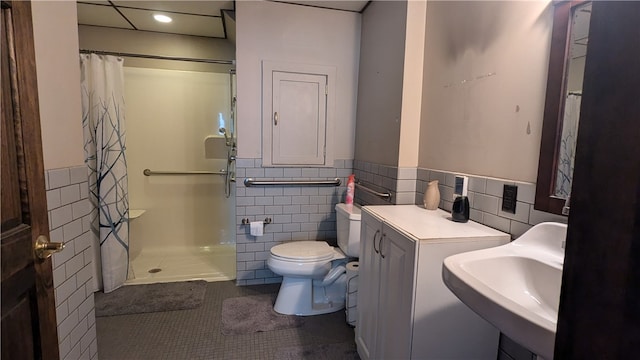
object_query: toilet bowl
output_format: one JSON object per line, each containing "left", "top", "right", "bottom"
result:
{"left": 267, "top": 203, "right": 361, "bottom": 316}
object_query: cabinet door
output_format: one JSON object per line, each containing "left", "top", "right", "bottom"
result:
{"left": 378, "top": 225, "right": 417, "bottom": 360}
{"left": 356, "top": 212, "right": 383, "bottom": 360}
{"left": 271, "top": 71, "right": 327, "bottom": 165}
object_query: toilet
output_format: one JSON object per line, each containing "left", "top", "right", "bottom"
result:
{"left": 267, "top": 203, "right": 361, "bottom": 316}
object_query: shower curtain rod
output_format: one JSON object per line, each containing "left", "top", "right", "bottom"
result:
{"left": 79, "top": 49, "right": 235, "bottom": 65}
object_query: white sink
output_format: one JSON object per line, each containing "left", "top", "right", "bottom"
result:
{"left": 442, "top": 222, "right": 567, "bottom": 359}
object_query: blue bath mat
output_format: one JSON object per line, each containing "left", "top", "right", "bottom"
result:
{"left": 95, "top": 280, "right": 207, "bottom": 317}
{"left": 220, "top": 294, "right": 304, "bottom": 335}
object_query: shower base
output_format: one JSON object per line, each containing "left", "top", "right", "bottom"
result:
{"left": 126, "top": 244, "right": 236, "bottom": 285}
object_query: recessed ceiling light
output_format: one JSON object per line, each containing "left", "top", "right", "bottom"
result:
{"left": 153, "top": 14, "right": 172, "bottom": 23}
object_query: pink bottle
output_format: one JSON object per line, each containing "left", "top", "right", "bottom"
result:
{"left": 345, "top": 174, "right": 355, "bottom": 205}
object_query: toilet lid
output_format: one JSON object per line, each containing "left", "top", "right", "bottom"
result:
{"left": 270, "top": 241, "right": 335, "bottom": 262}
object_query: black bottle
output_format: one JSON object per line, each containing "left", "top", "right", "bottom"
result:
{"left": 451, "top": 196, "right": 470, "bottom": 223}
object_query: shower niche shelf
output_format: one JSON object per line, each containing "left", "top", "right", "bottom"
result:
{"left": 129, "top": 209, "right": 146, "bottom": 220}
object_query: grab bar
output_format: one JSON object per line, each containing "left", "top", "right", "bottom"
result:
{"left": 355, "top": 181, "right": 391, "bottom": 200}
{"left": 243, "top": 178, "right": 341, "bottom": 187}
{"left": 143, "top": 169, "right": 227, "bottom": 176}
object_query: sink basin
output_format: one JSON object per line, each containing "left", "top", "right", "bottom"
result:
{"left": 442, "top": 222, "right": 567, "bottom": 359}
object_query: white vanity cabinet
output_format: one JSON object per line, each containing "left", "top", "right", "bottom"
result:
{"left": 356, "top": 205, "right": 511, "bottom": 360}
{"left": 358, "top": 211, "right": 416, "bottom": 359}
{"left": 356, "top": 209, "right": 383, "bottom": 359}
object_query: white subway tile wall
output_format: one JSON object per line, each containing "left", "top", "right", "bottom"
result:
{"left": 234, "top": 159, "right": 567, "bottom": 285}
{"left": 353, "top": 161, "right": 565, "bottom": 239}
{"left": 353, "top": 160, "right": 417, "bottom": 205}
{"left": 46, "top": 166, "right": 98, "bottom": 360}
{"left": 234, "top": 159, "right": 354, "bottom": 285}
{"left": 416, "top": 168, "right": 568, "bottom": 239}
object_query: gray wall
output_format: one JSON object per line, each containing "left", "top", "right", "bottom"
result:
{"left": 419, "top": 1, "right": 553, "bottom": 182}
{"left": 354, "top": 0, "right": 407, "bottom": 167}
{"left": 78, "top": 25, "right": 235, "bottom": 73}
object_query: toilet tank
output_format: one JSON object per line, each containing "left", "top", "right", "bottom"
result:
{"left": 335, "top": 203, "right": 361, "bottom": 257}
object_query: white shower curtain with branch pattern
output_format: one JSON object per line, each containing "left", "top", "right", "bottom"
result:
{"left": 80, "top": 53, "right": 129, "bottom": 293}
{"left": 555, "top": 94, "right": 582, "bottom": 198}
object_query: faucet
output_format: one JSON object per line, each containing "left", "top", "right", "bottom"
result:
{"left": 219, "top": 127, "right": 232, "bottom": 147}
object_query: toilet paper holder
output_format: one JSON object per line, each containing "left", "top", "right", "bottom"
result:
{"left": 241, "top": 218, "right": 272, "bottom": 226}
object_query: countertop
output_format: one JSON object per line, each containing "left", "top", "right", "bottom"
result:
{"left": 363, "top": 205, "right": 510, "bottom": 243}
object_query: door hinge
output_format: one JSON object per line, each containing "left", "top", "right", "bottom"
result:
{"left": 325, "top": 85, "right": 328, "bottom": 95}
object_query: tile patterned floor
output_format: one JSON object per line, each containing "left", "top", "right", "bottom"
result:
{"left": 96, "top": 281, "right": 358, "bottom": 359}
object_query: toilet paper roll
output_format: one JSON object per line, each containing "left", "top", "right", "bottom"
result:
{"left": 347, "top": 293, "right": 358, "bottom": 308}
{"left": 346, "top": 261, "right": 359, "bottom": 326}
{"left": 347, "top": 307, "right": 358, "bottom": 326}
{"left": 346, "top": 261, "right": 359, "bottom": 272}
{"left": 250, "top": 221, "right": 263, "bottom": 237}
{"left": 346, "top": 261, "right": 359, "bottom": 291}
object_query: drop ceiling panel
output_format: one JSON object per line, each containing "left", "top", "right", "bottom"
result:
{"left": 119, "top": 7, "right": 225, "bottom": 38}
{"left": 112, "top": 1, "right": 233, "bottom": 16}
{"left": 77, "top": 3, "right": 133, "bottom": 29}
{"left": 276, "top": 0, "right": 368, "bottom": 12}
{"left": 78, "top": 1, "right": 111, "bottom": 5}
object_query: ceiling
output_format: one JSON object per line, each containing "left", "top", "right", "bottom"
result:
{"left": 77, "top": 1, "right": 234, "bottom": 38}
{"left": 275, "top": 1, "right": 369, "bottom": 12}
{"left": 77, "top": 1, "right": 369, "bottom": 39}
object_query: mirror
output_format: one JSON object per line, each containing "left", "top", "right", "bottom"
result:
{"left": 535, "top": 0, "right": 591, "bottom": 215}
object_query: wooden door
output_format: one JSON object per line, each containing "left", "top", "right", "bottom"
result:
{"left": 1, "top": 1, "right": 61, "bottom": 359}
{"left": 554, "top": 1, "right": 640, "bottom": 358}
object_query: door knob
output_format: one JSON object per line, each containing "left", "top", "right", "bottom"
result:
{"left": 34, "top": 235, "right": 64, "bottom": 260}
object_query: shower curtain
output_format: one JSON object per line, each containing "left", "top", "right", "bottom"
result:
{"left": 555, "top": 94, "right": 582, "bottom": 198}
{"left": 80, "top": 53, "right": 129, "bottom": 293}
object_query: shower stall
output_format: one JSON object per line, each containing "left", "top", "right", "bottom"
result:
{"left": 121, "top": 59, "right": 237, "bottom": 284}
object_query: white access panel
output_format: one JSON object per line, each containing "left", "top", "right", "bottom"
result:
{"left": 272, "top": 71, "right": 327, "bottom": 165}
{"left": 261, "top": 61, "right": 336, "bottom": 167}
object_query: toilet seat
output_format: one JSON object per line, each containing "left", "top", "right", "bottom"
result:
{"left": 270, "top": 241, "right": 335, "bottom": 263}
